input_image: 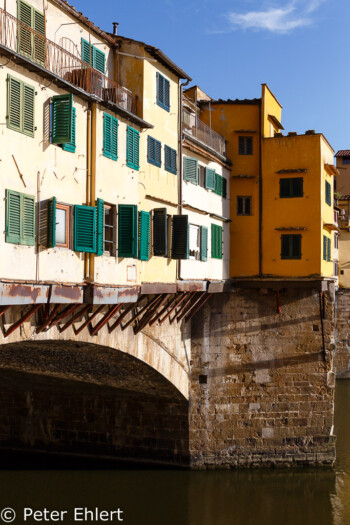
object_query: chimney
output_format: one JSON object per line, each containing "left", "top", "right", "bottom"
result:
{"left": 305, "top": 129, "right": 315, "bottom": 135}
{"left": 288, "top": 132, "right": 297, "bottom": 136}
{"left": 113, "top": 22, "right": 119, "bottom": 35}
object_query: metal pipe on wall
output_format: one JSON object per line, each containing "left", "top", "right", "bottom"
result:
{"left": 85, "top": 106, "right": 92, "bottom": 280}
{"left": 88, "top": 102, "right": 97, "bottom": 282}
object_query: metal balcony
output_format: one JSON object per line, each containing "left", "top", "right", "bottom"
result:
{"left": 182, "top": 110, "right": 226, "bottom": 157}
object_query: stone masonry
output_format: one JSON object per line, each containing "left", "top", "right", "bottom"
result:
{"left": 335, "top": 289, "right": 350, "bottom": 378}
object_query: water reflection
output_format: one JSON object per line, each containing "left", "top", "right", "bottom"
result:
{"left": 0, "top": 381, "right": 349, "bottom": 525}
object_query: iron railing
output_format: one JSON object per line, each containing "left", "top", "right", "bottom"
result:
{"left": 0, "top": 8, "right": 137, "bottom": 114}
{"left": 182, "top": 110, "right": 226, "bottom": 156}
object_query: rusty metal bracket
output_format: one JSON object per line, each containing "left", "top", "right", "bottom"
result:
{"left": 133, "top": 295, "right": 165, "bottom": 334}
{"left": 170, "top": 293, "right": 195, "bottom": 324}
{"left": 58, "top": 304, "right": 91, "bottom": 333}
{"left": 0, "top": 305, "right": 11, "bottom": 319}
{"left": 74, "top": 304, "right": 104, "bottom": 335}
{"left": 177, "top": 293, "right": 202, "bottom": 323}
{"left": 36, "top": 304, "right": 61, "bottom": 333}
{"left": 90, "top": 304, "right": 122, "bottom": 336}
{"left": 120, "top": 295, "right": 159, "bottom": 331}
{"left": 4, "top": 304, "right": 41, "bottom": 338}
{"left": 159, "top": 293, "right": 187, "bottom": 325}
{"left": 185, "top": 293, "right": 211, "bottom": 322}
{"left": 49, "top": 303, "right": 80, "bottom": 329}
{"left": 108, "top": 296, "right": 145, "bottom": 334}
{"left": 149, "top": 294, "right": 178, "bottom": 326}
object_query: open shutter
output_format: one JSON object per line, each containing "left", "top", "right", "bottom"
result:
{"left": 52, "top": 94, "right": 73, "bottom": 144}
{"left": 62, "top": 107, "right": 76, "bottom": 152}
{"left": 74, "top": 205, "right": 96, "bottom": 253}
{"left": 118, "top": 204, "right": 138, "bottom": 258}
{"left": 211, "top": 224, "right": 222, "bottom": 259}
{"left": 183, "top": 157, "right": 198, "bottom": 184}
{"left": 214, "top": 173, "right": 223, "bottom": 196}
{"left": 7, "top": 76, "right": 21, "bottom": 131}
{"left": 172, "top": 215, "right": 189, "bottom": 259}
{"left": 33, "top": 9, "right": 45, "bottom": 65}
{"left": 157, "top": 72, "right": 164, "bottom": 106}
{"left": 153, "top": 208, "right": 168, "bottom": 256}
{"left": 164, "top": 78, "right": 170, "bottom": 110}
{"left": 81, "top": 38, "right": 92, "bottom": 65}
{"left": 96, "top": 198, "right": 104, "bottom": 256}
{"left": 205, "top": 168, "right": 216, "bottom": 190}
{"left": 139, "top": 211, "right": 150, "bottom": 261}
{"left": 200, "top": 226, "right": 208, "bottom": 262}
{"left": 103, "top": 113, "right": 112, "bottom": 158}
{"left": 18, "top": 0, "right": 33, "bottom": 57}
{"left": 111, "top": 117, "right": 118, "bottom": 161}
{"left": 22, "top": 194, "right": 35, "bottom": 246}
{"left": 47, "top": 196, "right": 56, "bottom": 248}
{"left": 94, "top": 48, "right": 105, "bottom": 74}
{"left": 5, "top": 189, "right": 21, "bottom": 244}
{"left": 222, "top": 177, "right": 227, "bottom": 199}
{"left": 22, "top": 83, "right": 35, "bottom": 136}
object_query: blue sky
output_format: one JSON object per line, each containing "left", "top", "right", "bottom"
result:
{"left": 73, "top": 0, "right": 349, "bottom": 153}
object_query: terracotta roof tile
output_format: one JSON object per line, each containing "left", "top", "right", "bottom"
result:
{"left": 335, "top": 150, "right": 350, "bottom": 157}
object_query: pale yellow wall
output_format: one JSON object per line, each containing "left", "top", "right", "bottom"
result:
{"left": 261, "top": 84, "right": 282, "bottom": 138}
{"left": 320, "top": 137, "right": 336, "bottom": 277}
{"left": 335, "top": 158, "right": 350, "bottom": 195}
{"left": 339, "top": 230, "right": 350, "bottom": 287}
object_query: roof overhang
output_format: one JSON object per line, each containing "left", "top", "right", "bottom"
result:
{"left": 268, "top": 114, "right": 284, "bottom": 130}
{"left": 325, "top": 164, "right": 339, "bottom": 176}
{"left": 323, "top": 223, "right": 340, "bottom": 232}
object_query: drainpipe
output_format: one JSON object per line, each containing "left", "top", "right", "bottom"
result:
{"left": 36, "top": 170, "right": 41, "bottom": 282}
{"left": 258, "top": 100, "right": 262, "bottom": 277}
{"left": 178, "top": 77, "right": 190, "bottom": 281}
{"left": 88, "top": 102, "right": 97, "bottom": 282}
{"left": 85, "top": 105, "right": 92, "bottom": 280}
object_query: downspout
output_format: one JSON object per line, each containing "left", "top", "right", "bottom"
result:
{"left": 85, "top": 105, "right": 92, "bottom": 280}
{"left": 89, "top": 102, "right": 97, "bottom": 282}
{"left": 36, "top": 170, "right": 41, "bottom": 282}
{"left": 259, "top": 100, "right": 263, "bottom": 277}
{"left": 178, "top": 77, "right": 190, "bottom": 281}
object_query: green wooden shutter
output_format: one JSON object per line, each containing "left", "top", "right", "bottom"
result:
{"left": 94, "top": 47, "right": 105, "bottom": 74}
{"left": 172, "top": 215, "right": 189, "bottom": 259}
{"left": 200, "top": 226, "right": 208, "bottom": 262}
{"left": 74, "top": 205, "right": 96, "bottom": 253}
{"left": 327, "top": 237, "right": 331, "bottom": 262}
{"left": 22, "top": 194, "right": 35, "bottom": 246}
{"left": 18, "top": 0, "right": 33, "bottom": 57}
{"left": 323, "top": 235, "right": 327, "bottom": 261}
{"left": 81, "top": 38, "right": 92, "bottom": 65}
{"left": 111, "top": 117, "right": 118, "bottom": 161}
{"left": 5, "top": 189, "right": 21, "bottom": 244}
{"left": 62, "top": 107, "right": 76, "bottom": 152}
{"left": 222, "top": 177, "right": 227, "bottom": 199}
{"left": 118, "top": 204, "right": 138, "bottom": 258}
{"left": 157, "top": 72, "right": 163, "bottom": 105}
{"left": 205, "top": 168, "right": 216, "bottom": 190}
{"left": 103, "top": 113, "right": 112, "bottom": 158}
{"left": 47, "top": 196, "right": 56, "bottom": 248}
{"left": 139, "top": 211, "right": 150, "bottom": 261}
{"left": 165, "top": 146, "right": 176, "bottom": 174}
{"left": 126, "top": 127, "right": 139, "bottom": 170}
{"left": 33, "top": 9, "right": 45, "bottom": 65}
{"left": 95, "top": 198, "right": 104, "bottom": 256}
{"left": 214, "top": 173, "right": 223, "bottom": 195}
{"left": 211, "top": 224, "right": 222, "bottom": 259}
{"left": 325, "top": 181, "right": 331, "bottom": 206}
{"left": 52, "top": 94, "right": 73, "bottom": 144}
{"left": 7, "top": 76, "right": 21, "bottom": 131}
{"left": 22, "top": 83, "right": 35, "bottom": 136}
{"left": 153, "top": 208, "right": 168, "bottom": 256}
{"left": 164, "top": 78, "right": 170, "bottom": 110}
{"left": 183, "top": 157, "right": 198, "bottom": 184}
{"left": 292, "top": 234, "right": 301, "bottom": 258}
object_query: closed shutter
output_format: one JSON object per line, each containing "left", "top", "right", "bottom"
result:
{"left": 96, "top": 198, "right": 104, "bottom": 256}
{"left": 62, "top": 107, "right": 76, "bottom": 153}
{"left": 33, "top": 9, "right": 45, "bottom": 65}
{"left": 280, "top": 179, "right": 290, "bottom": 198}
{"left": 52, "top": 94, "right": 73, "bottom": 144}
{"left": 111, "top": 117, "right": 118, "bottom": 161}
{"left": 323, "top": 235, "right": 327, "bottom": 261}
{"left": 327, "top": 237, "right": 331, "bottom": 262}
{"left": 281, "top": 235, "right": 290, "bottom": 258}
{"left": 139, "top": 211, "right": 150, "bottom": 261}
{"left": 172, "top": 215, "right": 189, "bottom": 259}
{"left": 325, "top": 181, "right": 331, "bottom": 206}
{"left": 222, "top": 177, "right": 227, "bottom": 199}
{"left": 165, "top": 146, "right": 177, "bottom": 174}
{"left": 126, "top": 127, "right": 139, "bottom": 170}
{"left": 183, "top": 157, "right": 198, "bottom": 184}
{"left": 292, "top": 234, "right": 301, "bottom": 258}
{"left": 5, "top": 189, "right": 21, "bottom": 244}
{"left": 153, "top": 208, "right": 168, "bottom": 256}
{"left": 200, "top": 226, "right": 208, "bottom": 262}
{"left": 211, "top": 224, "right": 222, "bottom": 259}
{"left": 148, "top": 136, "right": 161, "bottom": 167}
{"left": 18, "top": 0, "right": 32, "bottom": 57}
{"left": 214, "top": 173, "right": 223, "bottom": 196}
{"left": 118, "top": 204, "right": 138, "bottom": 258}
{"left": 103, "top": 113, "right": 112, "bottom": 158}
{"left": 94, "top": 48, "right": 105, "bottom": 74}
{"left": 22, "top": 194, "right": 35, "bottom": 246}
{"left": 8, "top": 76, "right": 21, "bottom": 131}
{"left": 156, "top": 73, "right": 170, "bottom": 111}
{"left": 205, "top": 168, "right": 216, "bottom": 190}
{"left": 81, "top": 38, "right": 92, "bottom": 65}
{"left": 22, "top": 83, "right": 35, "bottom": 136}
{"left": 74, "top": 205, "right": 96, "bottom": 253}
{"left": 47, "top": 196, "right": 56, "bottom": 248}
{"left": 164, "top": 78, "right": 170, "bottom": 109}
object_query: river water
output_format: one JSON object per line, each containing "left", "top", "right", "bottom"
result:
{"left": 0, "top": 381, "right": 349, "bottom": 525}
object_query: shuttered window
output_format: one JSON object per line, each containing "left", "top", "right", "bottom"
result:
{"left": 7, "top": 75, "right": 35, "bottom": 137}
{"left": 52, "top": 94, "right": 73, "bottom": 144}
{"left": 214, "top": 173, "right": 224, "bottom": 196}
{"left": 237, "top": 196, "right": 252, "bottom": 216}
{"left": 279, "top": 178, "right": 303, "bottom": 198}
{"left": 172, "top": 215, "right": 189, "bottom": 259}
{"left": 118, "top": 204, "right": 138, "bottom": 258}
{"left": 74, "top": 205, "right": 96, "bottom": 253}
{"left": 222, "top": 177, "right": 227, "bottom": 199}
{"left": 17, "top": 0, "right": 45, "bottom": 66}
{"left": 165, "top": 146, "right": 177, "bottom": 174}
{"left": 211, "top": 224, "right": 223, "bottom": 260}
{"left": 183, "top": 157, "right": 198, "bottom": 184}
{"left": 239, "top": 136, "right": 253, "bottom": 155}
{"left": 327, "top": 237, "right": 331, "bottom": 262}
{"left": 281, "top": 234, "right": 301, "bottom": 259}
{"left": 325, "top": 180, "right": 332, "bottom": 206}
{"left": 81, "top": 38, "right": 106, "bottom": 74}
{"left": 126, "top": 126, "right": 140, "bottom": 170}
{"left": 139, "top": 211, "right": 150, "bottom": 261}
{"left": 148, "top": 136, "right": 161, "bottom": 167}
{"left": 200, "top": 226, "right": 208, "bottom": 262}
{"left": 6, "top": 189, "right": 35, "bottom": 246}
{"left": 153, "top": 208, "right": 168, "bottom": 256}
{"left": 103, "top": 113, "right": 118, "bottom": 161}
{"left": 323, "top": 235, "right": 327, "bottom": 261}
{"left": 104, "top": 204, "right": 116, "bottom": 256}
{"left": 62, "top": 107, "right": 76, "bottom": 153}
{"left": 205, "top": 168, "right": 216, "bottom": 190}
{"left": 156, "top": 72, "right": 170, "bottom": 111}
{"left": 96, "top": 198, "right": 104, "bottom": 256}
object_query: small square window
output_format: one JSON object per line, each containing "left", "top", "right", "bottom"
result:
{"left": 281, "top": 234, "right": 301, "bottom": 259}
{"left": 237, "top": 196, "right": 252, "bottom": 215}
{"left": 239, "top": 136, "right": 253, "bottom": 155}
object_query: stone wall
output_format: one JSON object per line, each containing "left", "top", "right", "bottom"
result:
{"left": 335, "top": 289, "right": 350, "bottom": 378}
{"left": 190, "top": 288, "right": 336, "bottom": 468}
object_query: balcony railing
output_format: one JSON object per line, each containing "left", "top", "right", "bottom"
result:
{"left": 182, "top": 110, "right": 226, "bottom": 156}
{"left": 0, "top": 8, "right": 137, "bottom": 114}
{"left": 339, "top": 215, "right": 350, "bottom": 229}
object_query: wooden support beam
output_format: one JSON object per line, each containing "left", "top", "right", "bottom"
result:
{"left": 74, "top": 304, "right": 104, "bottom": 335}
{"left": 121, "top": 295, "right": 159, "bottom": 331}
{"left": 4, "top": 304, "right": 41, "bottom": 338}
{"left": 185, "top": 293, "right": 211, "bottom": 322}
{"left": 149, "top": 294, "right": 178, "bottom": 326}
{"left": 170, "top": 293, "right": 194, "bottom": 324}
{"left": 108, "top": 296, "right": 145, "bottom": 334}
{"left": 0, "top": 305, "right": 11, "bottom": 318}
{"left": 177, "top": 293, "right": 202, "bottom": 323}
{"left": 36, "top": 304, "right": 61, "bottom": 333}
{"left": 133, "top": 295, "right": 165, "bottom": 334}
{"left": 159, "top": 293, "right": 187, "bottom": 325}
{"left": 59, "top": 304, "right": 91, "bottom": 333}
{"left": 90, "top": 304, "right": 122, "bottom": 336}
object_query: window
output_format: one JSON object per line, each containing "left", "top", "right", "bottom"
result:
{"left": 7, "top": 75, "right": 35, "bottom": 137}
{"left": 55, "top": 203, "right": 70, "bottom": 248}
{"left": 189, "top": 224, "right": 200, "bottom": 260}
{"left": 183, "top": 157, "right": 198, "bottom": 184}
{"left": 239, "top": 136, "right": 253, "bottom": 155}
{"left": 200, "top": 226, "right": 208, "bottom": 262}
{"left": 325, "top": 180, "right": 332, "bottom": 206}
{"left": 334, "top": 262, "right": 339, "bottom": 277}
{"left": 279, "top": 178, "right": 303, "bottom": 198}
{"left": 327, "top": 237, "right": 331, "bottom": 262}
{"left": 165, "top": 146, "right": 177, "bottom": 174}
{"left": 104, "top": 204, "right": 116, "bottom": 256}
{"left": 51, "top": 94, "right": 73, "bottom": 145}
{"left": 103, "top": 113, "right": 118, "bottom": 161}
{"left": 281, "top": 234, "right": 301, "bottom": 259}
{"left": 17, "top": 0, "right": 45, "bottom": 66}
{"left": 81, "top": 38, "right": 105, "bottom": 74}
{"left": 211, "top": 224, "right": 223, "bottom": 259}
{"left": 5, "top": 189, "right": 35, "bottom": 246}
{"left": 148, "top": 136, "right": 161, "bottom": 167}
{"left": 118, "top": 204, "right": 138, "bottom": 258}
{"left": 214, "top": 173, "right": 227, "bottom": 197}
{"left": 153, "top": 208, "right": 168, "bottom": 256}
{"left": 156, "top": 72, "right": 170, "bottom": 111}
{"left": 126, "top": 126, "right": 140, "bottom": 170}
{"left": 139, "top": 211, "right": 150, "bottom": 261}
{"left": 172, "top": 215, "right": 189, "bottom": 259}
{"left": 61, "top": 107, "right": 76, "bottom": 153}
{"left": 343, "top": 157, "right": 350, "bottom": 165}
{"left": 334, "top": 234, "right": 339, "bottom": 250}
{"left": 237, "top": 196, "right": 252, "bottom": 216}
{"left": 198, "top": 165, "right": 206, "bottom": 188}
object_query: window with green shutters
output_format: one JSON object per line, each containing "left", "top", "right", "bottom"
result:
{"left": 74, "top": 205, "right": 96, "bottom": 253}
{"left": 17, "top": 0, "right": 46, "bottom": 66}
{"left": 200, "top": 226, "right": 208, "bottom": 262}
{"left": 148, "top": 136, "right": 161, "bottom": 167}
{"left": 139, "top": 211, "right": 150, "bottom": 261}
{"left": 279, "top": 178, "right": 303, "bottom": 198}
{"left": 153, "top": 208, "right": 168, "bottom": 256}
{"left": 165, "top": 146, "right": 177, "bottom": 174}
{"left": 323, "top": 235, "right": 327, "bottom": 261}
{"left": 81, "top": 38, "right": 105, "bottom": 74}
{"left": 103, "top": 113, "right": 118, "bottom": 161}
{"left": 126, "top": 126, "right": 140, "bottom": 170}
{"left": 7, "top": 75, "right": 35, "bottom": 137}
{"left": 156, "top": 72, "right": 170, "bottom": 111}
{"left": 325, "top": 180, "right": 332, "bottom": 206}
{"left": 96, "top": 198, "right": 104, "bottom": 256}
{"left": 281, "top": 234, "right": 301, "bottom": 259}
{"left": 183, "top": 157, "right": 198, "bottom": 184}
{"left": 118, "top": 204, "right": 138, "bottom": 258}
{"left": 205, "top": 168, "right": 216, "bottom": 190}
{"left": 52, "top": 94, "right": 73, "bottom": 144}
{"left": 62, "top": 107, "right": 76, "bottom": 153}
{"left": 5, "top": 189, "right": 35, "bottom": 246}
{"left": 222, "top": 177, "right": 227, "bottom": 199}
{"left": 211, "top": 224, "right": 223, "bottom": 259}
{"left": 327, "top": 237, "right": 331, "bottom": 262}
{"left": 172, "top": 215, "right": 189, "bottom": 259}
{"left": 214, "top": 173, "right": 225, "bottom": 196}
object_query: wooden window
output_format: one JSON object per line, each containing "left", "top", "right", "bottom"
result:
{"left": 5, "top": 189, "right": 35, "bottom": 246}
{"left": 237, "top": 196, "right": 252, "bottom": 215}
{"left": 183, "top": 157, "right": 198, "bottom": 184}
{"left": 153, "top": 208, "right": 168, "bottom": 257}
{"left": 18, "top": 0, "right": 45, "bottom": 66}
{"left": 325, "top": 180, "right": 332, "bottom": 206}
{"left": 81, "top": 38, "right": 105, "bottom": 74}
{"left": 239, "top": 136, "right": 253, "bottom": 155}
{"left": 156, "top": 72, "right": 170, "bottom": 111}
{"left": 7, "top": 75, "right": 35, "bottom": 137}
{"left": 148, "top": 136, "right": 161, "bottom": 167}
{"left": 172, "top": 215, "right": 189, "bottom": 259}
{"left": 214, "top": 173, "right": 224, "bottom": 196}
{"left": 189, "top": 224, "right": 200, "bottom": 260}
{"left": 103, "top": 113, "right": 118, "bottom": 161}
{"left": 126, "top": 126, "right": 140, "bottom": 170}
{"left": 104, "top": 204, "right": 115, "bottom": 256}
{"left": 62, "top": 107, "right": 76, "bottom": 153}
{"left": 281, "top": 234, "right": 301, "bottom": 259}
{"left": 55, "top": 203, "right": 70, "bottom": 248}
{"left": 323, "top": 235, "right": 327, "bottom": 261}
{"left": 165, "top": 145, "right": 177, "bottom": 174}
{"left": 139, "top": 211, "right": 150, "bottom": 261}
{"left": 205, "top": 168, "right": 215, "bottom": 190}
{"left": 198, "top": 165, "right": 206, "bottom": 188}
{"left": 118, "top": 204, "right": 138, "bottom": 258}
{"left": 211, "top": 224, "right": 223, "bottom": 259}
{"left": 279, "top": 178, "right": 303, "bottom": 198}
{"left": 74, "top": 205, "right": 96, "bottom": 253}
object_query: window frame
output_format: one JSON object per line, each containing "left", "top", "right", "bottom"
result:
{"left": 279, "top": 177, "right": 303, "bottom": 198}
{"left": 281, "top": 234, "right": 302, "bottom": 260}
{"left": 55, "top": 203, "right": 70, "bottom": 249}
{"left": 156, "top": 72, "right": 170, "bottom": 112}
{"left": 237, "top": 196, "right": 252, "bottom": 216}
{"left": 164, "top": 145, "right": 177, "bottom": 174}
{"left": 103, "top": 203, "right": 116, "bottom": 256}
{"left": 189, "top": 223, "right": 201, "bottom": 261}
{"left": 7, "top": 74, "right": 35, "bottom": 138}
{"left": 238, "top": 136, "right": 253, "bottom": 155}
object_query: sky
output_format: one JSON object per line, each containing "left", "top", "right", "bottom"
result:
{"left": 71, "top": 0, "right": 350, "bottom": 153}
